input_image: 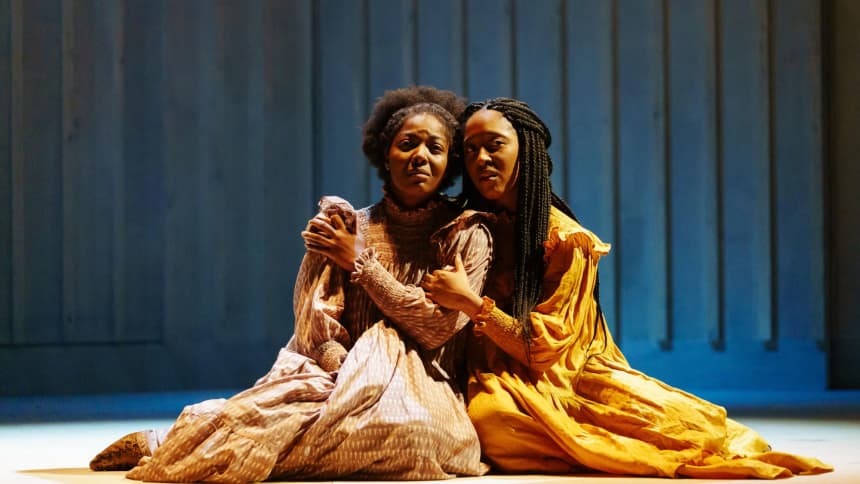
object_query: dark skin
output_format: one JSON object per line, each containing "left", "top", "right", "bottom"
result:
{"left": 302, "top": 213, "right": 361, "bottom": 272}
{"left": 303, "top": 109, "right": 517, "bottom": 321}
{"left": 420, "top": 108, "right": 521, "bottom": 319}
{"left": 302, "top": 113, "right": 451, "bottom": 272}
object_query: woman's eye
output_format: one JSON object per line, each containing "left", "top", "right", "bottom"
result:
{"left": 486, "top": 140, "right": 504, "bottom": 153}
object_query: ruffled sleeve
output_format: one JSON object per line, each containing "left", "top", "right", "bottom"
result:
{"left": 475, "top": 213, "right": 609, "bottom": 372}
{"left": 291, "top": 196, "right": 356, "bottom": 372}
{"left": 350, "top": 211, "right": 493, "bottom": 350}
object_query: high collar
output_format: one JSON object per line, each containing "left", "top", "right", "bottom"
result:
{"left": 380, "top": 189, "right": 451, "bottom": 227}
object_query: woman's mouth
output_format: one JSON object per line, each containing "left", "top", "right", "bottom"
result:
{"left": 408, "top": 171, "right": 431, "bottom": 180}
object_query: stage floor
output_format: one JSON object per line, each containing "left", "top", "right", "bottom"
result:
{"left": 0, "top": 414, "right": 856, "bottom": 484}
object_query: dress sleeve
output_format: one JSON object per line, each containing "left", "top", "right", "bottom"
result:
{"left": 291, "top": 196, "right": 356, "bottom": 372}
{"left": 350, "top": 215, "right": 493, "bottom": 350}
{"left": 474, "top": 227, "right": 608, "bottom": 372}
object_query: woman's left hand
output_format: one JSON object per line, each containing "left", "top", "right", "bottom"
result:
{"left": 421, "top": 254, "right": 484, "bottom": 318}
{"left": 302, "top": 214, "right": 363, "bottom": 271}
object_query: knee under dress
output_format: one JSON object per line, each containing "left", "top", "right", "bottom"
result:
{"left": 465, "top": 206, "right": 832, "bottom": 479}
{"left": 122, "top": 194, "right": 493, "bottom": 482}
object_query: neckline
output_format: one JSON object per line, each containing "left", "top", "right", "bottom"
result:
{"left": 379, "top": 189, "right": 451, "bottom": 226}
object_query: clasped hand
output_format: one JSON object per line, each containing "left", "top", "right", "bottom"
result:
{"left": 421, "top": 254, "right": 483, "bottom": 319}
{"left": 302, "top": 213, "right": 364, "bottom": 271}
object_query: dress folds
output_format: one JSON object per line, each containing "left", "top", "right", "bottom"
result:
{"left": 126, "top": 194, "right": 492, "bottom": 483}
{"left": 466, "top": 206, "right": 833, "bottom": 479}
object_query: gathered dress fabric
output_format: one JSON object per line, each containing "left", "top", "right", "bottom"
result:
{"left": 125, "top": 194, "right": 492, "bottom": 483}
{"left": 466, "top": 206, "right": 833, "bottom": 479}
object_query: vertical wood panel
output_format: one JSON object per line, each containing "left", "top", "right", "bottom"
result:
{"left": 616, "top": 0, "right": 666, "bottom": 344}
{"left": 11, "top": 0, "right": 63, "bottom": 344}
{"left": 367, "top": 0, "right": 415, "bottom": 201}
{"left": 317, "top": 0, "right": 368, "bottom": 207}
{"left": 62, "top": 0, "right": 123, "bottom": 342}
{"left": 830, "top": 0, "right": 860, "bottom": 387}
{"left": 772, "top": 0, "right": 824, "bottom": 342}
{"left": 719, "top": 0, "right": 772, "bottom": 343}
{"left": 565, "top": 0, "right": 618, "bottom": 333}
{"left": 417, "top": 0, "right": 464, "bottom": 93}
{"left": 104, "top": 0, "right": 126, "bottom": 343}
{"left": 119, "top": 0, "right": 165, "bottom": 342}
{"left": 262, "top": 0, "right": 313, "bottom": 345}
{"left": 668, "top": 0, "right": 718, "bottom": 344}
{"left": 212, "top": 0, "right": 265, "bottom": 347}
{"left": 466, "top": 0, "right": 512, "bottom": 100}
{"left": 191, "top": 0, "right": 223, "bottom": 386}
{"left": 0, "top": 0, "right": 11, "bottom": 344}
{"left": 515, "top": 0, "right": 564, "bottom": 192}
{"left": 368, "top": 0, "right": 415, "bottom": 99}
{"left": 246, "top": 0, "right": 265, "bottom": 349}
{"left": 164, "top": 0, "right": 206, "bottom": 384}
{"left": 417, "top": 0, "right": 464, "bottom": 195}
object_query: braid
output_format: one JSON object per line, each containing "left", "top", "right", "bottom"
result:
{"left": 462, "top": 98, "right": 607, "bottom": 363}
{"left": 512, "top": 128, "right": 551, "bottom": 356}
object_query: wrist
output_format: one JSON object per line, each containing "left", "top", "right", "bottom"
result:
{"left": 463, "top": 293, "right": 485, "bottom": 320}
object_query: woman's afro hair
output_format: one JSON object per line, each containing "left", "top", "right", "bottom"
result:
{"left": 361, "top": 85, "right": 466, "bottom": 190}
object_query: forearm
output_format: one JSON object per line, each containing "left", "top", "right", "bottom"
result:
{"left": 444, "top": 288, "right": 484, "bottom": 321}
{"left": 472, "top": 297, "right": 530, "bottom": 366}
{"left": 351, "top": 249, "right": 462, "bottom": 349}
{"left": 292, "top": 252, "right": 352, "bottom": 370}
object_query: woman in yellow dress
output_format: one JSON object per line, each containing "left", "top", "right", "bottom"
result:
{"left": 420, "top": 97, "right": 833, "bottom": 479}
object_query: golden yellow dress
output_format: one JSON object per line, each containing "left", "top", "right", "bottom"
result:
{"left": 467, "top": 206, "right": 833, "bottom": 479}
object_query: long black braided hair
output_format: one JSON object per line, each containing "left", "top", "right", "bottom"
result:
{"left": 460, "top": 98, "right": 605, "bottom": 361}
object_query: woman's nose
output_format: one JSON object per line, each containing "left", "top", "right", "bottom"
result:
{"left": 410, "top": 145, "right": 429, "bottom": 165}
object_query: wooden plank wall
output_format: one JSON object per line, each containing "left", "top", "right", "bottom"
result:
{"left": 828, "top": 0, "right": 860, "bottom": 388}
{"left": 0, "top": 0, "right": 849, "bottom": 395}
{"left": 0, "top": 0, "right": 10, "bottom": 346}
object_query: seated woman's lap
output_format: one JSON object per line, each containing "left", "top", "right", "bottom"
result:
{"left": 467, "top": 381, "right": 581, "bottom": 473}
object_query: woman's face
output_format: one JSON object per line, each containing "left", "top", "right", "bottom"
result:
{"left": 463, "top": 109, "right": 519, "bottom": 212}
{"left": 386, "top": 112, "right": 450, "bottom": 208}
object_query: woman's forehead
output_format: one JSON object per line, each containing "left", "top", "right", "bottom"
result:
{"left": 465, "top": 109, "right": 515, "bottom": 138}
{"left": 398, "top": 112, "right": 450, "bottom": 137}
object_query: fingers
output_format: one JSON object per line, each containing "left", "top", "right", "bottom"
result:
{"left": 454, "top": 253, "right": 465, "bottom": 273}
{"left": 420, "top": 273, "right": 438, "bottom": 290}
{"left": 302, "top": 231, "right": 333, "bottom": 249}
{"left": 306, "top": 213, "right": 328, "bottom": 230}
{"left": 307, "top": 218, "right": 336, "bottom": 237}
{"left": 331, "top": 214, "right": 347, "bottom": 231}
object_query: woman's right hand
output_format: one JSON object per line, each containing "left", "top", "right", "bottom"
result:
{"left": 421, "top": 254, "right": 484, "bottom": 319}
{"left": 302, "top": 213, "right": 363, "bottom": 271}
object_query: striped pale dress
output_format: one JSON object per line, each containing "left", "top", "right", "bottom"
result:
{"left": 125, "top": 194, "right": 492, "bottom": 482}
